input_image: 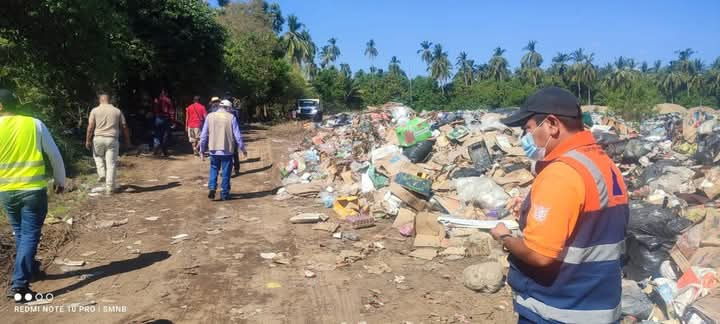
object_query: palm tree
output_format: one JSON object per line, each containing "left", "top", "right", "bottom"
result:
{"left": 430, "top": 44, "right": 451, "bottom": 94}
{"left": 652, "top": 60, "right": 662, "bottom": 73}
{"left": 605, "top": 56, "right": 637, "bottom": 91}
{"left": 707, "top": 68, "right": 720, "bottom": 98}
{"left": 550, "top": 52, "right": 571, "bottom": 84}
{"left": 456, "top": 52, "right": 474, "bottom": 86}
{"left": 268, "top": 3, "right": 285, "bottom": 33}
{"left": 520, "top": 41, "right": 544, "bottom": 86}
{"left": 388, "top": 56, "right": 404, "bottom": 77}
{"left": 283, "top": 15, "right": 309, "bottom": 67}
{"left": 339, "top": 63, "right": 352, "bottom": 78}
{"left": 326, "top": 38, "right": 340, "bottom": 65}
{"left": 365, "top": 39, "right": 378, "bottom": 65}
{"left": 687, "top": 59, "right": 705, "bottom": 103}
{"left": 417, "top": 41, "right": 434, "bottom": 69}
{"left": 521, "top": 40, "right": 543, "bottom": 68}
{"left": 579, "top": 54, "right": 597, "bottom": 105}
{"left": 660, "top": 71, "right": 683, "bottom": 103}
{"left": 299, "top": 30, "right": 316, "bottom": 65}
{"left": 570, "top": 48, "right": 586, "bottom": 98}
{"left": 487, "top": 47, "right": 509, "bottom": 82}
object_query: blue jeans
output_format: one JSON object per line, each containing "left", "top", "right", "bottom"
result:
{"left": 208, "top": 155, "right": 232, "bottom": 199}
{"left": 153, "top": 116, "right": 169, "bottom": 149}
{"left": 0, "top": 189, "right": 48, "bottom": 288}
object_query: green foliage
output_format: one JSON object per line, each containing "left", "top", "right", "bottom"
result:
{"left": 600, "top": 78, "right": 663, "bottom": 121}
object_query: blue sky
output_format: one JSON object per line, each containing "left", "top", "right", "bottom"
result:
{"left": 212, "top": 0, "right": 720, "bottom": 77}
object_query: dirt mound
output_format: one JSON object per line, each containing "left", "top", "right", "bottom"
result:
{"left": 655, "top": 103, "right": 688, "bottom": 115}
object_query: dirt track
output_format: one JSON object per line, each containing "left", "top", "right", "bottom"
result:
{"left": 0, "top": 123, "right": 515, "bottom": 324}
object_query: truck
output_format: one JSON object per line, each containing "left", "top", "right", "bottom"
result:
{"left": 295, "top": 99, "right": 322, "bottom": 120}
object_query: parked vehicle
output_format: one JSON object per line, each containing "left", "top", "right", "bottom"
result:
{"left": 296, "top": 99, "right": 322, "bottom": 119}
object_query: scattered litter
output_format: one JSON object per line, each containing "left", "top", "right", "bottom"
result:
{"left": 170, "top": 234, "right": 190, "bottom": 244}
{"left": 304, "top": 270, "right": 316, "bottom": 278}
{"left": 95, "top": 218, "right": 129, "bottom": 229}
{"left": 145, "top": 216, "right": 160, "bottom": 221}
{"left": 290, "top": 213, "right": 329, "bottom": 224}
{"left": 409, "top": 248, "right": 437, "bottom": 261}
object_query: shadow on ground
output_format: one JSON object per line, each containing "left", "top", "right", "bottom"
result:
{"left": 228, "top": 187, "right": 279, "bottom": 200}
{"left": 43, "top": 251, "right": 171, "bottom": 297}
{"left": 122, "top": 182, "right": 181, "bottom": 193}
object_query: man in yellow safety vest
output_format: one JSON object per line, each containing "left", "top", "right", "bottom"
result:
{"left": 0, "top": 89, "right": 66, "bottom": 303}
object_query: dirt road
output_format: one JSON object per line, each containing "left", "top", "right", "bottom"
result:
{"left": 1, "top": 124, "right": 515, "bottom": 324}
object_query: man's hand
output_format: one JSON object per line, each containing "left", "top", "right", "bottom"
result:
{"left": 242, "top": 150, "right": 248, "bottom": 158}
{"left": 85, "top": 141, "right": 92, "bottom": 151}
{"left": 490, "top": 223, "right": 511, "bottom": 241}
{"left": 506, "top": 196, "right": 524, "bottom": 220}
{"left": 53, "top": 184, "right": 65, "bottom": 194}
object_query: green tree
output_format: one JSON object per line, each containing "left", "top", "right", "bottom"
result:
{"left": 521, "top": 40, "right": 543, "bottom": 68}
{"left": 283, "top": 15, "right": 310, "bottom": 67}
{"left": 456, "top": 52, "right": 474, "bottom": 86}
{"left": 579, "top": 54, "right": 597, "bottom": 105}
{"left": 487, "top": 47, "right": 510, "bottom": 82}
{"left": 388, "top": 56, "right": 404, "bottom": 77}
{"left": 320, "top": 37, "right": 340, "bottom": 68}
{"left": 430, "top": 44, "right": 451, "bottom": 94}
{"left": 268, "top": 3, "right": 285, "bottom": 33}
{"left": 659, "top": 70, "right": 683, "bottom": 103}
{"left": 549, "top": 52, "right": 571, "bottom": 85}
{"left": 365, "top": 39, "right": 378, "bottom": 66}
{"left": 418, "top": 41, "right": 434, "bottom": 69}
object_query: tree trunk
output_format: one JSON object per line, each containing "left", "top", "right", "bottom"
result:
{"left": 587, "top": 87, "right": 591, "bottom": 105}
{"left": 577, "top": 80, "right": 581, "bottom": 102}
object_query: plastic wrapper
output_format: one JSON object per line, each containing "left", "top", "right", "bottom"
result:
{"left": 621, "top": 279, "right": 653, "bottom": 319}
{"left": 453, "top": 176, "right": 509, "bottom": 210}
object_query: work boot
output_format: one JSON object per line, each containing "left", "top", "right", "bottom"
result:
{"left": 208, "top": 190, "right": 216, "bottom": 200}
{"left": 8, "top": 286, "right": 38, "bottom": 303}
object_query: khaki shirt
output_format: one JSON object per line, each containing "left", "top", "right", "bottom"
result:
{"left": 89, "top": 104, "right": 126, "bottom": 138}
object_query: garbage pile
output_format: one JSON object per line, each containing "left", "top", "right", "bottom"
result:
{"left": 279, "top": 102, "right": 720, "bottom": 323}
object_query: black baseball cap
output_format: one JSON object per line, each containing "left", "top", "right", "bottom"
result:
{"left": 500, "top": 87, "right": 582, "bottom": 127}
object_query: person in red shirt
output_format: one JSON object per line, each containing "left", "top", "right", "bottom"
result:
{"left": 185, "top": 96, "right": 207, "bottom": 156}
{"left": 152, "top": 89, "right": 175, "bottom": 156}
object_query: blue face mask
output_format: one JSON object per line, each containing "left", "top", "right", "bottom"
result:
{"left": 521, "top": 119, "right": 549, "bottom": 161}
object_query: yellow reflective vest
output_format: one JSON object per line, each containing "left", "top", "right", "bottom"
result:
{"left": 0, "top": 115, "right": 47, "bottom": 191}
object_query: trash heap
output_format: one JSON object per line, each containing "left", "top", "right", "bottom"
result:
{"left": 279, "top": 102, "right": 720, "bottom": 323}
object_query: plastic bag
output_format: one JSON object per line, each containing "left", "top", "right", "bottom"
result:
{"left": 453, "top": 176, "right": 509, "bottom": 210}
{"left": 319, "top": 191, "right": 335, "bottom": 208}
{"left": 621, "top": 279, "right": 653, "bottom": 319}
{"left": 695, "top": 133, "right": 720, "bottom": 166}
{"left": 403, "top": 140, "right": 434, "bottom": 163}
{"left": 623, "top": 139, "right": 651, "bottom": 163}
{"left": 624, "top": 204, "right": 693, "bottom": 280}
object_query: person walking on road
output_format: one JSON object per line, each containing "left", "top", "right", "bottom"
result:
{"left": 199, "top": 99, "right": 246, "bottom": 201}
{"left": 152, "top": 89, "right": 176, "bottom": 156}
{"left": 185, "top": 96, "right": 207, "bottom": 156}
{"left": 490, "top": 87, "right": 629, "bottom": 324}
{"left": 208, "top": 96, "right": 221, "bottom": 113}
{"left": 85, "top": 94, "right": 131, "bottom": 194}
{"left": 0, "top": 89, "right": 66, "bottom": 302}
